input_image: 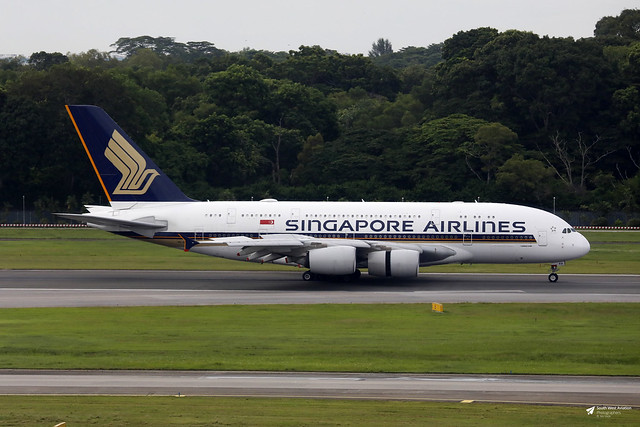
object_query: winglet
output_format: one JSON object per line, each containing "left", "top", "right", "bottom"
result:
{"left": 66, "top": 105, "right": 193, "bottom": 203}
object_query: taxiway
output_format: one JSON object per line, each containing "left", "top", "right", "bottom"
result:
{"left": 1, "top": 370, "right": 638, "bottom": 406}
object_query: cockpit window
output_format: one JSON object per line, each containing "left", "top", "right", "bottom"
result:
{"left": 562, "top": 227, "right": 577, "bottom": 234}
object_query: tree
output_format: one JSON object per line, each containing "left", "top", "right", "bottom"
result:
{"left": 371, "top": 44, "right": 442, "bottom": 70}
{"left": 267, "top": 119, "right": 301, "bottom": 184}
{"left": 293, "top": 133, "right": 324, "bottom": 183}
{"left": 111, "top": 36, "right": 225, "bottom": 61}
{"left": 204, "top": 64, "right": 269, "bottom": 115}
{"left": 0, "top": 62, "right": 169, "bottom": 207}
{"left": 496, "top": 154, "right": 555, "bottom": 204}
{"left": 271, "top": 45, "right": 401, "bottom": 98}
{"left": 441, "top": 27, "right": 498, "bottom": 60}
{"left": 122, "top": 48, "right": 166, "bottom": 70}
{"left": 373, "top": 93, "right": 424, "bottom": 129}
{"left": 539, "top": 132, "right": 616, "bottom": 192}
{"left": 291, "top": 128, "right": 402, "bottom": 192}
{"left": 140, "top": 65, "right": 202, "bottom": 107}
{"left": 369, "top": 38, "right": 393, "bottom": 57}
{"left": 185, "top": 41, "right": 225, "bottom": 59}
{"left": 432, "top": 29, "right": 619, "bottom": 153}
{"left": 595, "top": 9, "right": 640, "bottom": 45}
{"left": 0, "top": 25, "right": 638, "bottom": 212}
{"left": 266, "top": 79, "right": 339, "bottom": 139}
{"left": 169, "top": 112, "right": 266, "bottom": 188}
{"left": 111, "top": 36, "right": 180, "bottom": 57}
{"left": 613, "top": 85, "right": 640, "bottom": 165}
{"left": 464, "top": 123, "right": 521, "bottom": 182}
{"left": 624, "top": 42, "right": 640, "bottom": 83}
{"left": 407, "top": 114, "right": 491, "bottom": 198}
{"left": 28, "top": 51, "right": 68, "bottom": 70}
{"left": 69, "top": 49, "right": 118, "bottom": 68}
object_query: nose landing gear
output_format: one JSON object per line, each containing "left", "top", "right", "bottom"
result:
{"left": 548, "top": 262, "right": 565, "bottom": 282}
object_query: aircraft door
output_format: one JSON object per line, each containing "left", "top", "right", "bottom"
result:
{"left": 194, "top": 227, "right": 204, "bottom": 240}
{"left": 227, "top": 208, "right": 236, "bottom": 224}
{"left": 537, "top": 230, "right": 548, "bottom": 246}
{"left": 463, "top": 233, "right": 473, "bottom": 246}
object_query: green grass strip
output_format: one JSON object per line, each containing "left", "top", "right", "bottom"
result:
{"left": 1, "top": 304, "right": 638, "bottom": 375}
{"left": 1, "top": 396, "right": 638, "bottom": 426}
{"left": 1, "top": 228, "right": 639, "bottom": 273}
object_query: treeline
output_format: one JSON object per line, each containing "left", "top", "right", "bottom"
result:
{"left": 0, "top": 10, "right": 639, "bottom": 221}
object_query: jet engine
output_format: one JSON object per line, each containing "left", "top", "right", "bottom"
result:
{"left": 368, "top": 250, "right": 419, "bottom": 277}
{"left": 308, "top": 246, "right": 357, "bottom": 276}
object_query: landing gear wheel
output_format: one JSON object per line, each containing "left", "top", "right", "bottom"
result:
{"left": 352, "top": 269, "right": 361, "bottom": 280}
{"left": 302, "top": 271, "right": 314, "bottom": 281}
{"left": 548, "top": 263, "right": 561, "bottom": 283}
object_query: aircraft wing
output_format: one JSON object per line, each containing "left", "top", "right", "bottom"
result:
{"left": 184, "top": 234, "right": 456, "bottom": 264}
{"left": 55, "top": 213, "right": 167, "bottom": 238}
{"left": 182, "top": 233, "right": 369, "bottom": 263}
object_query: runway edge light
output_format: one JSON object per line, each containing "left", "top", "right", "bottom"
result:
{"left": 432, "top": 302, "right": 444, "bottom": 313}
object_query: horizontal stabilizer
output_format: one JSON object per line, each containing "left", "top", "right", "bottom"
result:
{"left": 55, "top": 213, "right": 167, "bottom": 238}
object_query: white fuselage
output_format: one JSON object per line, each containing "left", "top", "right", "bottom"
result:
{"left": 96, "top": 200, "right": 591, "bottom": 267}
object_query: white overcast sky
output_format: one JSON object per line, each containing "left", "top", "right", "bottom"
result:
{"left": 1, "top": 1, "right": 638, "bottom": 56}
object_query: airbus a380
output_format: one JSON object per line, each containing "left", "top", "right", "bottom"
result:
{"left": 58, "top": 105, "right": 590, "bottom": 282}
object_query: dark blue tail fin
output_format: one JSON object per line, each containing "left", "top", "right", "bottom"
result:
{"left": 66, "top": 105, "right": 192, "bottom": 203}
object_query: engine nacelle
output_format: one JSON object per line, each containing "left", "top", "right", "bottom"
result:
{"left": 308, "top": 246, "right": 357, "bottom": 276}
{"left": 368, "top": 250, "right": 419, "bottom": 278}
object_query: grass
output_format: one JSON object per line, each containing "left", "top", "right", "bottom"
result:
{"left": 1, "top": 228, "right": 639, "bottom": 273}
{"left": 1, "top": 396, "right": 638, "bottom": 426}
{"left": 0, "top": 303, "right": 638, "bottom": 375}
{"left": 0, "top": 228, "right": 287, "bottom": 270}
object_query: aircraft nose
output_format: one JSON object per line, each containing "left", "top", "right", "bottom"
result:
{"left": 571, "top": 233, "right": 591, "bottom": 259}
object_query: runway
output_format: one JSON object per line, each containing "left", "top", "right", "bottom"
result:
{"left": 0, "top": 270, "right": 639, "bottom": 307}
{"left": 1, "top": 370, "right": 638, "bottom": 406}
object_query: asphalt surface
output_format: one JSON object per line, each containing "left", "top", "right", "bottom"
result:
{"left": 0, "top": 270, "right": 639, "bottom": 307}
{"left": 1, "top": 270, "right": 639, "bottom": 406}
{"left": 1, "top": 370, "right": 638, "bottom": 406}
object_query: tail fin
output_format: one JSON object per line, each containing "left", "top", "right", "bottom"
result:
{"left": 66, "top": 105, "right": 193, "bottom": 203}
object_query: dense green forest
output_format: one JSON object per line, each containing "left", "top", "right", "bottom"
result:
{"left": 1, "top": 10, "right": 639, "bottom": 223}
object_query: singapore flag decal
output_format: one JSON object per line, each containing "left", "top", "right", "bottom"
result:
{"left": 260, "top": 219, "right": 275, "bottom": 225}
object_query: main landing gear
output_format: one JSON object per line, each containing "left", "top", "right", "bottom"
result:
{"left": 302, "top": 270, "right": 361, "bottom": 282}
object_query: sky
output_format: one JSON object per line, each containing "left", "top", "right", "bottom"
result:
{"left": 1, "top": 0, "right": 638, "bottom": 56}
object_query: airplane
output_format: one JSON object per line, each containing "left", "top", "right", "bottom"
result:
{"left": 57, "top": 105, "right": 591, "bottom": 282}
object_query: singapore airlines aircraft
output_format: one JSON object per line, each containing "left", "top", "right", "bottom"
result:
{"left": 58, "top": 105, "right": 590, "bottom": 282}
